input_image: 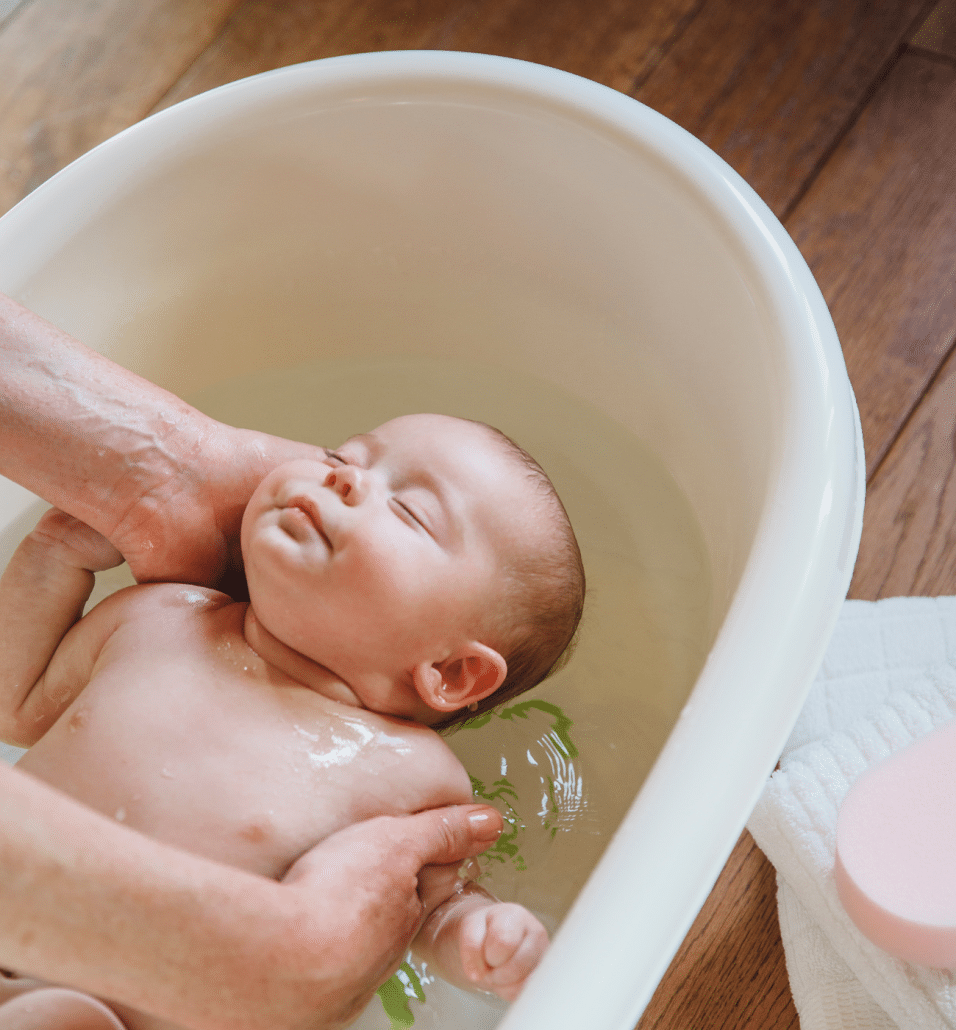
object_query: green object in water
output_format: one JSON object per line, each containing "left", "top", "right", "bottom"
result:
{"left": 376, "top": 699, "right": 578, "bottom": 1027}
{"left": 463, "top": 699, "right": 579, "bottom": 759}
{"left": 377, "top": 961, "right": 426, "bottom": 1029}
{"left": 465, "top": 699, "right": 579, "bottom": 868}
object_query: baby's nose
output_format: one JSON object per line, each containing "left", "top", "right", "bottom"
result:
{"left": 324, "top": 465, "right": 367, "bottom": 505}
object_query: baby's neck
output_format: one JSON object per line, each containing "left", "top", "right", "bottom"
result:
{"left": 241, "top": 605, "right": 363, "bottom": 708}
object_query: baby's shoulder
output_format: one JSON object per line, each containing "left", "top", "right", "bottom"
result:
{"left": 381, "top": 717, "right": 474, "bottom": 807}
{"left": 97, "top": 582, "right": 232, "bottom": 617}
{"left": 85, "top": 582, "right": 234, "bottom": 638}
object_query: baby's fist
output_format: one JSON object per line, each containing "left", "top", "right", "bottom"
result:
{"left": 33, "top": 509, "right": 124, "bottom": 572}
{"left": 459, "top": 902, "right": 548, "bottom": 1002}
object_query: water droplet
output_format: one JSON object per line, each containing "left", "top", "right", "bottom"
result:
{"left": 160, "top": 767, "right": 174, "bottom": 779}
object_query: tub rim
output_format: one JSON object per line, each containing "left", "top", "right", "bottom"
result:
{"left": 0, "top": 50, "right": 865, "bottom": 1030}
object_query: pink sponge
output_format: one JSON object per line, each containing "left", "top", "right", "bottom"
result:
{"left": 835, "top": 718, "right": 956, "bottom": 967}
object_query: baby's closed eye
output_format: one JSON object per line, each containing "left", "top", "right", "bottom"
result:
{"left": 392, "top": 498, "right": 426, "bottom": 530}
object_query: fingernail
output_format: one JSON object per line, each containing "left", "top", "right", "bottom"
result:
{"left": 468, "top": 808, "right": 502, "bottom": 839}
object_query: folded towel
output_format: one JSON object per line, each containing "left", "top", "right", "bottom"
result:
{"left": 748, "top": 596, "right": 956, "bottom": 1030}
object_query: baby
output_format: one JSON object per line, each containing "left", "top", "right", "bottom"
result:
{"left": 0, "top": 413, "right": 585, "bottom": 1030}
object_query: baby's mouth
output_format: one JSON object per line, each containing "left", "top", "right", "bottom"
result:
{"left": 280, "top": 496, "right": 331, "bottom": 548}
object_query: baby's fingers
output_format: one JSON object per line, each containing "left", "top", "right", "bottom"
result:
{"left": 460, "top": 904, "right": 549, "bottom": 1001}
{"left": 483, "top": 905, "right": 541, "bottom": 970}
{"left": 33, "top": 509, "right": 124, "bottom": 571}
{"left": 459, "top": 908, "right": 494, "bottom": 983}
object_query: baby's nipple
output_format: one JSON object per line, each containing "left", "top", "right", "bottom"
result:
{"left": 67, "top": 707, "right": 88, "bottom": 733}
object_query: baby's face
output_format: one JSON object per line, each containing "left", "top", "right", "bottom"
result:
{"left": 240, "top": 414, "right": 540, "bottom": 712}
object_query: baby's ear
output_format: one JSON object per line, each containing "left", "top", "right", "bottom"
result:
{"left": 412, "top": 643, "right": 507, "bottom": 713}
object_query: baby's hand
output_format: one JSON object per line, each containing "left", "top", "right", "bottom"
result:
{"left": 32, "top": 509, "right": 124, "bottom": 573}
{"left": 458, "top": 902, "right": 548, "bottom": 1002}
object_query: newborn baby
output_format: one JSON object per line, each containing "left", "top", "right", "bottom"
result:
{"left": 0, "top": 413, "right": 584, "bottom": 1030}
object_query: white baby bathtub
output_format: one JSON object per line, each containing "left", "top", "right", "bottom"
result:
{"left": 0, "top": 52, "right": 863, "bottom": 1030}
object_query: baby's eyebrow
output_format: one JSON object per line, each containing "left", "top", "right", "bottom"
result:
{"left": 341, "top": 432, "right": 376, "bottom": 458}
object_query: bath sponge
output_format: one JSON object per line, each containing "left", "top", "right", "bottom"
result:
{"left": 835, "top": 717, "right": 956, "bottom": 968}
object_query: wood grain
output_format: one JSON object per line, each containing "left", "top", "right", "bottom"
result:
{"left": 3, "top": 3, "right": 956, "bottom": 1030}
{"left": 637, "top": 832, "right": 798, "bottom": 1030}
{"left": 0, "top": 0, "right": 243, "bottom": 216}
{"left": 410, "top": 0, "right": 702, "bottom": 94}
{"left": 851, "top": 343, "right": 956, "bottom": 600}
{"left": 155, "top": 0, "right": 700, "bottom": 110}
{"left": 154, "top": 0, "right": 466, "bottom": 109}
{"left": 635, "top": 0, "right": 931, "bottom": 219}
{"left": 784, "top": 51, "right": 956, "bottom": 477}
{"left": 912, "top": 0, "right": 956, "bottom": 60}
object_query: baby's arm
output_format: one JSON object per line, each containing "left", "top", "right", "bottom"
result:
{"left": 0, "top": 509, "right": 123, "bottom": 746}
{"left": 413, "top": 883, "right": 548, "bottom": 1002}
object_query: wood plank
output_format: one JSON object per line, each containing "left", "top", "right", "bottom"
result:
{"left": 634, "top": 0, "right": 930, "bottom": 219}
{"left": 154, "top": 0, "right": 700, "bottom": 111}
{"left": 637, "top": 831, "right": 798, "bottom": 1030}
{"left": 0, "top": 0, "right": 243, "bottom": 217}
{"left": 850, "top": 342, "right": 956, "bottom": 600}
{"left": 784, "top": 51, "right": 956, "bottom": 477}
{"left": 3, "top": 5, "right": 941, "bottom": 1030}
{"left": 419, "top": 0, "right": 702, "bottom": 94}
{"left": 911, "top": 0, "right": 956, "bottom": 61}
{"left": 153, "top": 0, "right": 467, "bottom": 109}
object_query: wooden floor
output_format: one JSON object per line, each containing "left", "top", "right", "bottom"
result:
{"left": 3, "top": 0, "right": 956, "bottom": 1026}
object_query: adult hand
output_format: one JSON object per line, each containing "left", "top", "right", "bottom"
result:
{"left": 0, "top": 763, "right": 503, "bottom": 1030}
{"left": 0, "top": 292, "right": 318, "bottom": 590}
{"left": 105, "top": 419, "right": 320, "bottom": 591}
{"left": 278, "top": 805, "right": 504, "bottom": 1029}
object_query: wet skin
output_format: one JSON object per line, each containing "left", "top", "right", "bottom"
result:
{"left": 2, "top": 415, "right": 552, "bottom": 1027}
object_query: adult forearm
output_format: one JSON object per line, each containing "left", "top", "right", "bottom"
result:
{"left": 0, "top": 764, "right": 341, "bottom": 1030}
{"left": 0, "top": 293, "right": 214, "bottom": 542}
{"left": 0, "top": 293, "right": 326, "bottom": 587}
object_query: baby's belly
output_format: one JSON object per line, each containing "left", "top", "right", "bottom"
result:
{"left": 19, "top": 676, "right": 428, "bottom": 880}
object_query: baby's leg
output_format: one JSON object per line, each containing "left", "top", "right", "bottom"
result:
{"left": 0, "top": 985, "right": 127, "bottom": 1030}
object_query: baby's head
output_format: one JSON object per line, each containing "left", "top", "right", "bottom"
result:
{"left": 241, "top": 413, "right": 584, "bottom": 727}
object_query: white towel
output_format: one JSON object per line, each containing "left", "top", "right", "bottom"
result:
{"left": 748, "top": 597, "right": 956, "bottom": 1030}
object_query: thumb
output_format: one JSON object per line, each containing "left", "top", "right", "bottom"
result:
{"left": 399, "top": 805, "right": 503, "bottom": 918}
{"left": 403, "top": 804, "right": 503, "bottom": 867}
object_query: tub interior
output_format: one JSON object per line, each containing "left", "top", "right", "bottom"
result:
{"left": 0, "top": 65, "right": 796, "bottom": 1029}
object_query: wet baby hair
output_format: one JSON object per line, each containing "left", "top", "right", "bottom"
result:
{"left": 434, "top": 422, "right": 585, "bottom": 732}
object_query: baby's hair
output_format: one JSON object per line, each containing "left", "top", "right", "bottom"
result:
{"left": 434, "top": 422, "right": 585, "bottom": 732}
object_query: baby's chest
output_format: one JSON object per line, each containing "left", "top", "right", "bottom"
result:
{"left": 26, "top": 650, "right": 451, "bottom": 877}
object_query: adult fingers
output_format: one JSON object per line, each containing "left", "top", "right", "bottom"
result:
{"left": 415, "top": 862, "right": 474, "bottom": 919}
{"left": 395, "top": 804, "right": 502, "bottom": 872}
{"left": 396, "top": 805, "right": 501, "bottom": 921}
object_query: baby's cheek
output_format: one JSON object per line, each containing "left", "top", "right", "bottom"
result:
{"left": 358, "top": 538, "right": 419, "bottom": 605}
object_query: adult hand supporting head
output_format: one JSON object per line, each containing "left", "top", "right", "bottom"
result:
{"left": 0, "top": 291, "right": 318, "bottom": 590}
{"left": 106, "top": 420, "right": 320, "bottom": 591}
{"left": 277, "top": 804, "right": 504, "bottom": 1029}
